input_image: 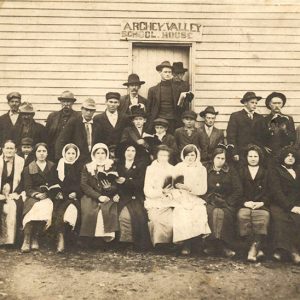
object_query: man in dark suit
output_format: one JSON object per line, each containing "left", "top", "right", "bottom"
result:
{"left": 94, "top": 92, "right": 129, "bottom": 148}
{"left": 227, "top": 92, "right": 264, "bottom": 162}
{"left": 45, "top": 90, "right": 79, "bottom": 161}
{"left": 255, "top": 92, "right": 295, "bottom": 159}
{"left": 0, "top": 92, "right": 22, "bottom": 148}
{"left": 58, "top": 98, "right": 101, "bottom": 164}
{"left": 198, "top": 106, "right": 224, "bottom": 162}
{"left": 147, "top": 61, "right": 190, "bottom": 133}
{"left": 119, "top": 74, "right": 147, "bottom": 116}
{"left": 12, "top": 102, "right": 47, "bottom": 148}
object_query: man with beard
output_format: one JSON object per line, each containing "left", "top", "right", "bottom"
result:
{"left": 0, "top": 92, "right": 23, "bottom": 149}
{"left": 45, "top": 91, "right": 79, "bottom": 161}
{"left": 119, "top": 74, "right": 147, "bottom": 116}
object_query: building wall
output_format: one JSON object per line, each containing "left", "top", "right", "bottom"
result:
{"left": 0, "top": 0, "right": 300, "bottom": 129}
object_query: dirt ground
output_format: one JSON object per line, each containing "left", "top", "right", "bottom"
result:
{"left": 1, "top": 244, "right": 300, "bottom": 300}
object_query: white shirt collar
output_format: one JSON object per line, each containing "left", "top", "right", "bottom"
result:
{"left": 82, "top": 116, "right": 93, "bottom": 124}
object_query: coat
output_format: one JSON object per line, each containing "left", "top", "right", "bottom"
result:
{"left": 94, "top": 111, "right": 129, "bottom": 147}
{"left": 58, "top": 115, "right": 102, "bottom": 164}
{"left": 119, "top": 94, "right": 148, "bottom": 115}
{"left": 238, "top": 165, "right": 270, "bottom": 209}
{"left": 198, "top": 123, "right": 224, "bottom": 162}
{"left": 0, "top": 112, "right": 22, "bottom": 147}
{"left": 45, "top": 109, "right": 80, "bottom": 161}
{"left": 147, "top": 81, "right": 189, "bottom": 131}
{"left": 227, "top": 109, "right": 264, "bottom": 156}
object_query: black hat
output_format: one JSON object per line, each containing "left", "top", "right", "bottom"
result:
{"left": 129, "top": 104, "right": 146, "bottom": 119}
{"left": 7, "top": 92, "right": 21, "bottom": 101}
{"left": 172, "top": 62, "right": 188, "bottom": 74}
{"left": 265, "top": 92, "right": 286, "bottom": 110}
{"left": 58, "top": 90, "right": 76, "bottom": 102}
{"left": 181, "top": 110, "right": 197, "bottom": 120}
{"left": 240, "top": 92, "right": 262, "bottom": 104}
{"left": 199, "top": 106, "right": 219, "bottom": 118}
{"left": 153, "top": 118, "right": 169, "bottom": 127}
{"left": 123, "top": 74, "right": 145, "bottom": 86}
{"left": 21, "top": 137, "right": 33, "bottom": 146}
{"left": 156, "top": 61, "right": 173, "bottom": 72}
{"left": 106, "top": 92, "right": 121, "bottom": 101}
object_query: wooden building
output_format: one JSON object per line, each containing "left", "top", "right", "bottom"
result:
{"left": 0, "top": 0, "right": 300, "bottom": 130}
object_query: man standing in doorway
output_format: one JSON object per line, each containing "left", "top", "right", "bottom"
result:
{"left": 147, "top": 61, "right": 189, "bottom": 134}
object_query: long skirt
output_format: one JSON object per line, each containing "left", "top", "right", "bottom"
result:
{"left": 206, "top": 204, "right": 236, "bottom": 246}
{"left": 0, "top": 200, "right": 17, "bottom": 245}
{"left": 237, "top": 208, "right": 270, "bottom": 237}
{"left": 23, "top": 198, "right": 53, "bottom": 228}
{"left": 270, "top": 205, "right": 300, "bottom": 253}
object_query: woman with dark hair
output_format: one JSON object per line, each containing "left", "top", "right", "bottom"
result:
{"left": 79, "top": 143, "right": 119, "bottom": 243}
{"left": 237, "top": 144, "right": 270, "bottom": 262}
{"left": 269, "top": 146, "right": 300, "bottom": 264}
{"left": 203, "top": 146, "right": 243, "bottom": 258}
{"left": 173, "top": 144, "right": 211, "bottom": 255}
{"left": 21, "top": 143, "right": 60, "bottom": 253}
{"left": 116, "top": 142, "right": 151, "bottom": 250}
{"left": 51, "top": 143, "right": 82, "bottom": 253}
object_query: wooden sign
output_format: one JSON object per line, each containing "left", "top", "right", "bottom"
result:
{"left": 120, "top": 20, "right": 203, "bottom": 42}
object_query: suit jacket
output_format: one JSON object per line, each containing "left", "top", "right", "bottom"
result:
{"left": 147, "top": 81, "right": 189, "bottom": 131}
{"left": 254, "top": 113, "right": 295, "bottom": 155}
{"left": 94, "top": 111, "right": 129, "bottom": 147}
{"left": 119, "top": 94, "right": 148, "bottom": 115}
{"left": 227, "top": 109, "right": 264, "bottom": 156}
{"left": 45, "top": 109, "right": 80, "bottom": 160}
{"left": 198, "top": 123, "right": 224, "bottom": 162}
{"left": 0, "top": 112, "right": 22, "bottom": 147}
{"left": 58, "top": 115, "right": 102, "bottom": 163}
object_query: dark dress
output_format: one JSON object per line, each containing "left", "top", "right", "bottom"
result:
{"left": 117, "top": 160, "right": 151, "bottom": 249}
{"left": 268, "top": 165, "right": 300, "bottom": 253}
{"left": 203, "top": 163, "right": 243, "bottom": 246}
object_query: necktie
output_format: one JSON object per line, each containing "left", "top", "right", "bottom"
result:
{"left": 248, "top": 113, "right": 253, "bottom": 120}
{"left": 85, "top": 123, "right": 92, "bottom": 151}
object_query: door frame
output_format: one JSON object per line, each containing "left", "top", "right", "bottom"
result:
{"left": 128, "top": 41, "right": 196, "bottom": 97}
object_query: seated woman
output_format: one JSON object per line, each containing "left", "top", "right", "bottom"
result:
{"left": 269, "top": 146, "right": 300, "bottom": 264}
{"left": 202, "top": 146, "right": 243, "bottom": 258}
{"left": 237, "top": 144, "right": 270, "bottom": 262}
{"left": 173, "top": 144, "right": 211, "bottom": 255}
{"left": 0, "top": 140, "right": 25, "bottom": 247}
{"left": 116, "top": 142, "right": 151, "bottom": 250}
{"left": 51, "top": 143, "right": 82, "bottom": 253}
{"left": 79, "top": 143, "right": 119, "bottom": 244}
{"left": 22, "top": 143, "right": 59, "bottom": 253}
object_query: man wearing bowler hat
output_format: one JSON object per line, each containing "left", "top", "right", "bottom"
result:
{"left": 198, "top": 106, "right": 224, "bottom": 162}
{"left": 227, "top": 92, "right": 264, "bottom": 161}
{"left": 45, "top": 90, "right": 79, "bottom": 161}
{"left": 12, "top": 102, "right": 47, "bottom": 148}
{"left": 94, "top": 92, "right": 129, "bottom": 148}
{"left": 255, "top": 92, "right": 295, "bottom": 158}
{"left": 59, "top": 98, "right": 102, "bottom": 164}
{"left": 0, "top": 92, "right": 23, "bottom": 148}
{"left": 147, "top": 61, "right": 190, "bottom": 134}
{"left": 119, "top": 74, "right": 148, "bottom": 115}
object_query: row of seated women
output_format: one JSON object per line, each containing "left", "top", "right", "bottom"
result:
{"left": 0, "top": 139, "right": 300, "bottom": 265}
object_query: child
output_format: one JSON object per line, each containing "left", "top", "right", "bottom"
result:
{"left": 18, "top": 137, "right": 34, "bottom": 166}
{"left": 174, "top": 111, "right": 208, "bottom": 162}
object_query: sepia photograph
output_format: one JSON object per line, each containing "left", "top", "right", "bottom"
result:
{"left": 0, "top": 0, "right": 300, "bottom": 299}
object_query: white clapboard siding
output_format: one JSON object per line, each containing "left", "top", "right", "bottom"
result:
{"left": 1, "top": 0, "right": 300, "bottom": 131}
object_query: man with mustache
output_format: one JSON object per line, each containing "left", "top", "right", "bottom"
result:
{"left": 45, "top": 91, "right": 79, "bottom": 161}
{"left": 119, "top": 74, "right": 148, "bottom": 116}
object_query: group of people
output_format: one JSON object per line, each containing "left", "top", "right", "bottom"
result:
{"left": 0, "top": 60, "right": 300, "bottom": 265}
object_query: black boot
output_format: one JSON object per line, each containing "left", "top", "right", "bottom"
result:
{"left": 21, "top": 223, "right": 32, "bottom": 253}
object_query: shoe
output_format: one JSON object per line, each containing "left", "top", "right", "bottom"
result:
{"left": 222, "top": 247, "right": 236, "bottom": 258}
{"left": 181, "top": 243, "right": 191, "bottom": 256}
{"left": 291, "top": 252, "right": 300, "bottom": 265}
{"left": 203, "top": 247, "right": 215, "bottom": 256}
{"left": 272, "top": 251, "right": 282, "bottom": 262}
{"left": 31, "top": 237, "right": 39, "bottom": 251}
{"left": 256, "top": 250, "right": 265, "bottom": 260}
{"left": 21, "top": 241, "right": 30, "bottom": 253}
{"left": 57, "top": 233, "right": 65, "bottom": 254}
{"left": 247, "top": 242, "right": 258, "bottom": 262}
{"left": 21, "top": 224, "right": 32, "bottom": 253}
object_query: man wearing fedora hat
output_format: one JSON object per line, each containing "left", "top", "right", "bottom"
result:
{"left": 198, "top": 106, "right": 224, "bottom": 162}
{"left": 45, "top": 91, "right": 79, "bottom": 161}
{"left": 119, "top": 74, "right": 148, "bottom": 116}
{"left": 227, "top": 92, "right": 264, "bottom": 161}
{"left": 59, "top": 98, "right": 102, "bottom": 164}
{"left": 0, "top": 92, "right": 23, "bottom": 148}
{"left": 12, "top": 102, "right": 47, "bottom": 148}
{"left": 172, "top": 62, "right": 189, "bottom": 88}
{"left": 94, "top": 92, "right": 129, "bottom": 148}
{"left": 147, "top": 60, "right": 190, "bottom": 134}
{"left": 255, "top": 92, "right": 295, "bottom": 158}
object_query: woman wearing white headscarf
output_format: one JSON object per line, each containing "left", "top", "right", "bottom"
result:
{"left": 51, "top": 143, "right": 82, "bottom": 253}
{"left": 79, "top": 143, "right": 119, "bottom": 243}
